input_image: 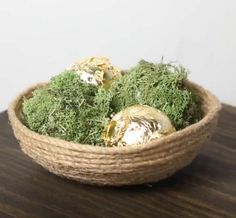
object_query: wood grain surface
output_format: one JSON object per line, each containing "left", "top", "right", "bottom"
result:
{"left": 0, "top": 104, "right": 235, "bottom": 218}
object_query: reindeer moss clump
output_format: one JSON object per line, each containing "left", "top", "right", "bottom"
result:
{"left": 22, "top": 71, "right": 112, "bottom": 145}
{"left": 22, "top": 60, "right": 202, "bottom": 145}
{"left": 108, "top": 60, "right": 202, "bottom": 129}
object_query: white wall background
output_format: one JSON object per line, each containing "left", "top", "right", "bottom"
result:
{"left": 0, "top": 0, "right": 236, "bottom": 112}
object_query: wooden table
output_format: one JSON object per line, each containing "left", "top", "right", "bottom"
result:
{"left": 0, "top": 104, "right": 235, "bottom": 218}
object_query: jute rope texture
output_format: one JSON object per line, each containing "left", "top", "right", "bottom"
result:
{"left": 8, "top": 81, "right": 221, "bottom": 186}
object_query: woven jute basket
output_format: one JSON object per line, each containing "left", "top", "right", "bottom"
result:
{"left": 8, "top": 81, "right": 221, "bottom": 186}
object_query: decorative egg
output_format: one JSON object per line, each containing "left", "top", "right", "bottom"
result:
{"left": 67, "top": 57, "right": 121, "bottom": 86}
{"left": 103, "top": 105, "right": 176, "bottom": 146}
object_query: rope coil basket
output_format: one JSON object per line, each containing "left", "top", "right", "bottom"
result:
{"left": 8, "top": 81, "right": 221, "bottom": 186}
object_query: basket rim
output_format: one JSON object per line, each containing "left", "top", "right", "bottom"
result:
{"left": 8, "top": 81, "right": 221, "bottom": 154}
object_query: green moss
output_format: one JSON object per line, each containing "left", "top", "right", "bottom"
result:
{"left": 22, "top": 71, "right": 111, "bottom": 145}
{"left": 22, "top": 60, "right": 202, "bottom": 146}
{"left": 107, "top": 60, "right": 202, "bottom": 129}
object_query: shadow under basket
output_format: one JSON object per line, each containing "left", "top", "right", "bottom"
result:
{"left": 8, "top": 81, "right": 221, "bottom": 186}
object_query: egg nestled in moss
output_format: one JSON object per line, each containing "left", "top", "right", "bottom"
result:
{"left": 103, "top": 105, "right": 176, "bottom": 146}
{"left": 67, "top": 57, "right": 121, "bottom": 86}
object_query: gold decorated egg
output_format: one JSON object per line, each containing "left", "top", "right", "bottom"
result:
{"left": 103, "top": 105, "right": 176, "bottom": 147}
{"left": 67, "top": 57, "right": 121, "bottom": 86}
